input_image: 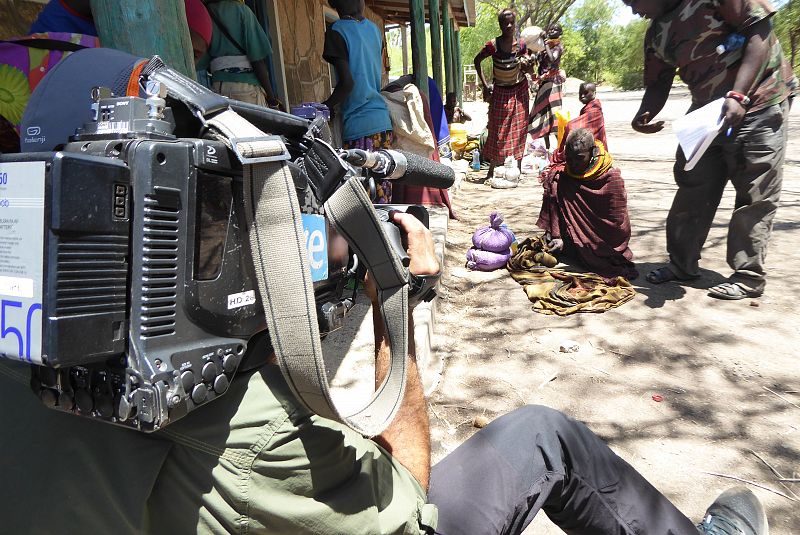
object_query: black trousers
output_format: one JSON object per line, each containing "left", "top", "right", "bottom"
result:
{"left": 428, "top": 406, "right": 698, "bottom": 535}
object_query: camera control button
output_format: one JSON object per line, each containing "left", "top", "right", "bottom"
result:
{"left": 96, "top": 395, "right": 114, "bottom": 418}
{"left": 40, "top": 388, "right": 58, "bottom": 408}
{"left": 213, "top": 374, "right": 230, "bottom": 394}
{"left": 180, "top": 370, "right": 196, "bottom": 392}
{"left": 57, "top": 391, "right": 74, "bottom": 412}
{"left": 75, "top": 389, "right": 93, "bottom": 414}
{"left": 191, "top": 384, "right": 208, "bottom": 404}
{"left": 222, "top": 354, "right": 240, "bottom": 374}
{"left": 202, "top": 362, "right": 218, "bottom": 382}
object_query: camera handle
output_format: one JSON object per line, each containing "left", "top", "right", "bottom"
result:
{"left": 374, "top": 208, "right": 411, "bottom": 268}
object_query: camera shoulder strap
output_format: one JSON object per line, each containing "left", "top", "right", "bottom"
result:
{"left": 147, "top": 62, "right": 410, "bottom": 436}
{"left": 204, "top": 109, "right": 410, "bottom": 437}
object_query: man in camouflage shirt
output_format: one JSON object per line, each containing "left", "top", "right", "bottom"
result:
{"left": 625, "top": 0, "right": 797, "bottom": 299}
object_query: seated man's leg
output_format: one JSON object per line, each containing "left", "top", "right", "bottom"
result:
{"left": 428, "top": 405, "right": 696, "bottom": 535}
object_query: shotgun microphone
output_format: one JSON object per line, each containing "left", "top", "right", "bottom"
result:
{"left": 342, "top": 149, "right": 455, "bottom": 189}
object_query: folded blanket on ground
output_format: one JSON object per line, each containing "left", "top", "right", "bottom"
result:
{"left": 507, "top": 237, "right": 635, "bottom": 315}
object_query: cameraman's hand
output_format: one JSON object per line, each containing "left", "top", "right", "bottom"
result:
{"left": 390, "top": 211, "right": 439, "bottom": 277}
{"left": 364, "top": 211, "right": 439, "bottom": 304}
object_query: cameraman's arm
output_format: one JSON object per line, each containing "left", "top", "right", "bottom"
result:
{"left": 371, "top": 212, "right": 438, "bottom": 491}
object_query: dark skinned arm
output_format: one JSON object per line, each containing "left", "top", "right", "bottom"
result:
{"left": 543, "top": 40, "right": 560, "bottom": 64}
{"left": 252, "top": 60, "right": 282, "bottom": 109}
{"left": 369, "top": 212, "right": 438, "bottom": 491}
{"left": 323, "top": 57, "right": 355, "bottom": 111}
{"left": 474, "top": 54, "right": 492, "bottom": 102}
{"left": 631, "top": 65, "right": 675, "bottom": 134}
{"left": 720, "top": 18, "right": 771, "bottom": 129}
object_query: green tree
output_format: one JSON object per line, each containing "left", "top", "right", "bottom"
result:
{"left": 775, "top": 0, "right": 800, "bottom": 75}
{"left": 602, "top": 18, "right": 648, "bottom": 89}
{"left": 479, "top": 0, "right": 577, "bottom": 28}
{"left": 563, "top": 0, "right": 616, "bottom": 82}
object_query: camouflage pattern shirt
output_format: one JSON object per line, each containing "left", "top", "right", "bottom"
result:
{"left": 644, "top": 0, "right": 796, "bottom": 113}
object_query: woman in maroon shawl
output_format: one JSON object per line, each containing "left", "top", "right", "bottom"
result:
{"left": 537, "top": 128, "right": 638, "bottom": 280}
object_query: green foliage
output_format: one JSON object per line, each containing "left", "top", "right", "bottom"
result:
{"left": 563, "top": 0, "right": 616, "bottom": 82}
{"left": 602, "top": 18, "right": 648, "bottom": 90}
{"left": 460, "top": 2, "right": 502, "bottom": 80}
{"left": 558, "top": 25, "right": 586, "bottom": 77}
{"left": 559, "top": 0, "right": 647, "bottom": 89}
{"left": 774, "top": 0, "right": 800, "bottom": 76}
{"left": 386, "top": 26, "right": 443, "bottom": 79}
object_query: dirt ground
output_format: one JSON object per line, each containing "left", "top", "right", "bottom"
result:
{"left": 428, "top": 91, "right": 800, "bottom": 533}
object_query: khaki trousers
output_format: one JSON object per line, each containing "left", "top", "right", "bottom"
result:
{"left": 212, "top": 80, "right": 267, "bottom": 106}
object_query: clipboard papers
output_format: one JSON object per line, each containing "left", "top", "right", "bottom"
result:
{"left": 672, "top": 97, "right": 725, "bottom": 171}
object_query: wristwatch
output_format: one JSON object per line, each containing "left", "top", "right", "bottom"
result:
{"left": 408, "top": 272, "right": 440, "bottom": 307}
{"left": 725, "top": 90, "right": 751, "bottom": 106}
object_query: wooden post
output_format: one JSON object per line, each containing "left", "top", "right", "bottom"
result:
{"left": 91, "top": 0, "right": 196, "bottom": 80}
{"left": 400, "top": 23, "right": 409, "bottom": 75}
{"left": 454, "top": 28, "right": 463, "bottom": 106}
{"left": 429, "top": 0, "right": 443, "bottom": 97}
{"left": 442, "top": 2, "right": 453, "bottom": 96}
{"left": 264, "top": 0, "right": 289, "bottom": 110}
{"left": 409, "top": 0, "right": 429, "bottom": 99}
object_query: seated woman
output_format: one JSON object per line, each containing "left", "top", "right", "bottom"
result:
{"left": 444, "top": 92, "right": 471, "bottom": 124}
{"left": 549, "top": 81, "right": 608, "bottom": 163}
{"left": 537, "top": 128, "right": 638, "bottom": 280}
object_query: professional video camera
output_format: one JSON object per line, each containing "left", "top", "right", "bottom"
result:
{"left": 0, "top": 51, "right": 454, "bottom": 435}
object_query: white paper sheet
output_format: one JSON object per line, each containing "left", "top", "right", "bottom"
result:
{"left": 672, "top": 97, "right": 726, "bottom": 171}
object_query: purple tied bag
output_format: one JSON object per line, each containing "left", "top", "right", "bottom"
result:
{"left": 472, "top": 211, "right": 515, "bottom": 253}
{"left": 466, "top": 211, "right": 515, "bottom": 271}
{"left": 466, "top": 247, "right": 511, "bottom": 271}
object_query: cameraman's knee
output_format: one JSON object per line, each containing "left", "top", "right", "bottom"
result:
{"left": 494, "top": 404, "right": 573, "bottom": 435}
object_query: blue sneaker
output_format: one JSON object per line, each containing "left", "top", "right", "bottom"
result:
{"left": 697, "top": 487, "right": 768, "bottom": 535}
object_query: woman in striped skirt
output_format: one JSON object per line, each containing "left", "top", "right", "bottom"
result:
{"left": 474, "top": 9, "right": 531, "bottom": 180}
{"left": 529, "top": 22, "right": 565, "bottom": 150}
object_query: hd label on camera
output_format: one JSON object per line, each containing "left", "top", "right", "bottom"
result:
{"left": 302, "top": 214, "right": 328, "bottom": 282}
{"left": 0, "top": 162, "right": 44, "bottom": 364}
{"left": 227, "top": 290, "right": 257, "bottom": 310}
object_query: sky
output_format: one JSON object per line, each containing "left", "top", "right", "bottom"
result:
{"left": 612, "top": 1, "right": 637, "bottom": 26}
{"left": 566, "top": 0, "right": 638, "bottom": 27}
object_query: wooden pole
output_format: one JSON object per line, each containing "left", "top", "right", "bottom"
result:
{"left": 400, "top": 23, "right": 409, "bottom": 75}
{"left": 91, "top": 0, "right": 196, "bottom": 80}
{"left": 442, "top": 2, "right": 454, "bottom": 96}
{"left": 429, "top": 0, "right": 443, "bottom": 97}
{"left": 454, "top": 27, "right": 463, "bottom": 106}
{"left": 409, "top": 0, "right": 429, "bottom": 99}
